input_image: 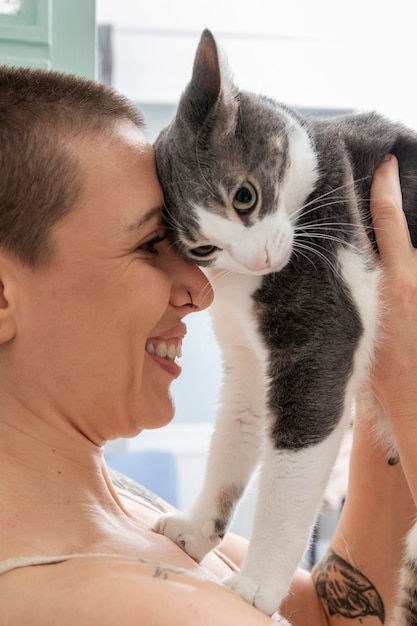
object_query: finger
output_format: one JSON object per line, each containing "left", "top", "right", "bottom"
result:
{"left": 370, "top": 154, "right": 413, "bottom": 264}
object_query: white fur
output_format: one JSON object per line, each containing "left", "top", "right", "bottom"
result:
{"left": 338, "top": 247, "right": 381, "bottom": 377}
{"left": 337, "top": 247, "right": 395, "bottom": 447}
{"left": 281, "top": 114, "right": 320, "bottom": 220}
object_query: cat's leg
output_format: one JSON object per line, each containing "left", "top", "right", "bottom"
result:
{"left": 154, "top": 343, "right": 266, "bottom": 562}
{"left": 224, "top": 419, "right": 347, "bottom": 616}
{"left": 223, "top": 247, "right": 380, "bottom": 615}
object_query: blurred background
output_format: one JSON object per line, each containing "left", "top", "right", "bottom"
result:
{"left": 96, "top": 0, "right": 417, "bottom": 131}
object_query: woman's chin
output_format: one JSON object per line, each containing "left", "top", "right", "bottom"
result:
{"left": 140, "top": 394, "right": 176, "bottom": 431}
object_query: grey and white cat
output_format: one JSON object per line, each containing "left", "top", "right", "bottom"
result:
{"left": 154, "top": 29, "right": 417, "bottom": 622}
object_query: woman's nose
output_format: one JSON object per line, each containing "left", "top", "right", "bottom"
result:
{"left": 165, "top": 246, "right": 214, "bottom": 312}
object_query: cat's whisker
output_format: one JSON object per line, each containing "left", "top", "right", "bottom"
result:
{"left": 291, "top": 197, "right": 361, "bottom": 223}
{"left": 290, "top": 201, "right": 350, "bottom": 227}
{"left": 162, "top": 177, "right": 220, "bottom": 202}
{"left": 294, "top": 187, "right": 348, "bottom": 215}
{"left": 290, "top": 175, "right": 372, "bottom": 221}
{"left": 296, "top": 227, "right": 362, "bottom": 239}
{"left": 204, "top": 268, "right": 235, "bottom": 291}
{"left": 295, "top": 220, "right": 362, "bottom": 232}
{"left": 195, "top": 278, "right": 217, "bottom": 307}
{"left": 294, "top": 231, "right": 362, "bottom": 251}
{"left": 301, "top": 220, "right": 376, "bottom": 240}
{"left": 160, "top": 178, "right": 206, "bottom": 190}
{"left": 293, "top": 241, "right": 342, "bottom": 278}
{"left": 292, "top": 246, "right": 323, "bottom": 272}
{"left": 162, "top": 203, "right": 185, "bottom": 229}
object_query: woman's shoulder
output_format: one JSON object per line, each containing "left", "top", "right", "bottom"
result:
{"left": 0, "top": 554, "right": 199, "bottom": 625}
{"left": 0, "top": 553, "right": 274, "bottom": 626}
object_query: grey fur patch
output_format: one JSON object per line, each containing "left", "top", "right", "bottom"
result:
{"left": 214, "top": 484, "right": 244, "bottom": 539}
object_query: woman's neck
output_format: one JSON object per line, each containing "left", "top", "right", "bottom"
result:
{"left": 0, "top": 412, "right": 133, "bottom": 560}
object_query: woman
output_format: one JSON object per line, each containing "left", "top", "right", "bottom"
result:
{"left": 0, "top": 66, "right": 415, "bottom": 625}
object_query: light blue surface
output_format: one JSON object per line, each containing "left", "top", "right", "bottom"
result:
{"left": 106, "top": 449, "right": 179, "bottom": 507}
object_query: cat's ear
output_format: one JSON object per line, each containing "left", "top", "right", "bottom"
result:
{"left": 179, "top": 29, "right": 239, "bottom": 135}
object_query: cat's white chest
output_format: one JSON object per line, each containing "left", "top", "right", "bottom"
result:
{"left": 206, "top": 269, "right": 268, "bottom": 361}
{"left": 206, "top": 268, "right": 261, "bottom": 321}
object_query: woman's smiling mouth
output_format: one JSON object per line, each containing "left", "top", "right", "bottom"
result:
{"left": 145, "top": 340, "right": 182, "bottom": 361}
{"left": 145, "top": 324, "right": 187, "bottom": 377}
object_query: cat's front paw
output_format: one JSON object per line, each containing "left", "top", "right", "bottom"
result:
{"left": 223, "top": 572, "right": 283, "bottom": 617}
{"left": 154, "top": 512, "right": 222, "bottom": 562}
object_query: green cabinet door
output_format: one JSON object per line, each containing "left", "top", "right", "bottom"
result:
{"left": 0, "top": 0, "right": 95, "bottom": 78}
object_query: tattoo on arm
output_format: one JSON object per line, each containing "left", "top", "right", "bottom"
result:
{"left": 109, "top": 468, "right": 168, "bottom": 513}
{"left": 313, "top": 549, "right": 385, "bottom": 624}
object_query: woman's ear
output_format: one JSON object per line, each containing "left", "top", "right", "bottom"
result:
{"left": 0, "top": 271, "right": 17, "bottom": 345}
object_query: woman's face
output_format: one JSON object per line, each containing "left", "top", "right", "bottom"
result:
{"left": 9, "top": 121, "right": 213, "bottom": 443}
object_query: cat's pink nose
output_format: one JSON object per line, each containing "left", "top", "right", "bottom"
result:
{"left": 248, "top": 254, "right": 270, "bottom": 273}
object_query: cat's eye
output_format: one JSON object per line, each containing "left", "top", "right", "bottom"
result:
{"left": 190, "top": 244, "right": 219, "bottom": 257}
{"left": 233, "top": 182, "right": 257, "bottom": 214}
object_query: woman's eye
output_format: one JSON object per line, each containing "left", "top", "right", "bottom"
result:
{"left": 190, "top": 244, "right": 218, "bottom": 257}
{"left": 137, "top": 234, "right": 167, "bottom": 254}
{"left": 233, "top": 182, "right": 257, "bottom": 214}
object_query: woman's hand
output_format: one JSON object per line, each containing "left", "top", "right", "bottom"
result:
{"left": 369, "top": 153, "right": 417, "bottom": 501}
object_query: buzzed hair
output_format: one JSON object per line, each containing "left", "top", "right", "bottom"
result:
{"left": 0, "top": 65, "right": 145, "bottom": 266}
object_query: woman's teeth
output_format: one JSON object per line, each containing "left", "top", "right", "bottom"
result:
{"left": 146, "top": 341, "right": 182, "bottom": 361}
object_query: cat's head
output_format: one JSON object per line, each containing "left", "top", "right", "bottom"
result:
{"left": 155, "top": 29, "right": 318, "bottom": 276}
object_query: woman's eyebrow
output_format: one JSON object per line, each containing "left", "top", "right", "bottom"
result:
{"left": 124, "top": 206, "right": 164, "bottom": 233}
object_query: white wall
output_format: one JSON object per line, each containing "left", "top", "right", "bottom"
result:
{"left": 97, "top": 0, "right": 417, "bottom": 130}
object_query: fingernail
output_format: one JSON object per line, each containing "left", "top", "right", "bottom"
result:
{"left": 380, "top": 154, "right": 392, "bottom": 163}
